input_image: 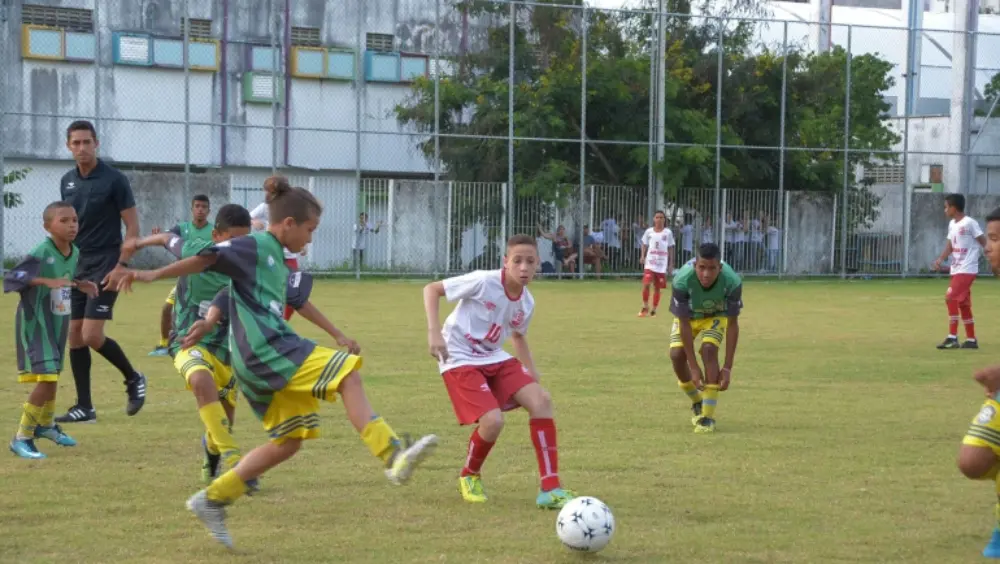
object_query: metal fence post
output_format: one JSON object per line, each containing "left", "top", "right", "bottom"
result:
{"left": 183, "top": 0, "right": 191, "bottom": 197}
{"left": 433, "top": 0, "right": 441, "bottom": 277}
{"left": 839, "top": 25, "right": 852, "bottom": 279}
{"left": 577, "top": 7, "right": 588, "bottom": 279}
{"left": 713, "top": 20, "right": 724, "bottom": 250}
{"left": 508, "top": 1, "right": 516, "bottom": 241}
{"left": 94, "top": 0, "right": 101, "bottom": 143}
{"left": 269, "top": 0, "right": 279, "bottom": 174}
{"left": 354, "top": 0, "right": 364, "bottom": 279}
{"left": 778, "top": 22, "right": 788, "bottom": 278}
{"left": 646, "top": 8, "right": 656, "bottom": 223}
{"left": 0, "top": 1, "right": 6, "bottom": 270}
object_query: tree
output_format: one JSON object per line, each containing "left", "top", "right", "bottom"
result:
{"left": 3, "top": 168, "right": 30, "bottom": 209}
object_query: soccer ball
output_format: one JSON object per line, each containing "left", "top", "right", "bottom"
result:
{"left": 555, "top": 496, "right": 616, "bottom": 553}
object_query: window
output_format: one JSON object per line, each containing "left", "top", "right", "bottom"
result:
{"left": 366, "top": 33, "right": 394, "bottom": 52}
{"left": 243, "top": 72, "right": 284, "bottom": 104}
{"left": 182, "top": 18, "right": 213, "bottom": 39}
{"left": 22, "top": 4, "right": 93, "bottom": 33}
{"left": 929, "top": 164, "right": 944, "bottom": 184}
{"left": 291, "top": 26, "right": 321, "bottom": 47}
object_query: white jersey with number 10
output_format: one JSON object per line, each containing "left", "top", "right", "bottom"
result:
{"left": 439, "top": 269, "right": 534, "bottom": 374}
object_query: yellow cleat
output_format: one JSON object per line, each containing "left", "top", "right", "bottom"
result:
{"left": 694, "top": 417, "right": 716, "bottom": 434}
{"left": 459, "top": 474, "right": 488, "bottom": 503}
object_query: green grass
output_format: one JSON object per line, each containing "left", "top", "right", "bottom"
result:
{"left": 1, "top": 278, "right": 998, "bottom": 563}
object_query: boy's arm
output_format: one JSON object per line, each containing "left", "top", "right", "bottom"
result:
{"left": 3, "top": 256, "right": 52, "bottom": 293}
{"left": 135, "top": 233, "right": 176, "bottom": 252}
{"left": 423, "top": 281, "right": 447, "bottom": 334}
{"left": 110, "top": 255, "right": 217, "bottom": 292}
{"left": 723, "top": 285, "right": 743, "bottom": 371}
{"left": 934, "top": 240, "right": 953, "bottom": 270}
{"left": 511, "top": 332, "right": 540, "bottom": 382}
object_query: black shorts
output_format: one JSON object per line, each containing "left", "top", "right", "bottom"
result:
{"left": 71, "top": 250, "right": 120, "bottom": 321}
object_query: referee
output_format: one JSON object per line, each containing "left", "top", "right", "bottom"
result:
{"left": 55, "top": 120, "right": 147, "bottom": 424}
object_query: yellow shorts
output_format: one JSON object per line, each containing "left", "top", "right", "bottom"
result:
{"left": 963, "top": 399, "right": 1000, "bottom": 456}
{"left": 165, "top": 286, "right": 177, "bottom": 306}
{"left": 670, "top": 316, "right": 727, "bottom": 349}
{"left": 173, "top": 346, "right": 237, "bottom": 406}
{"left": 18, "top": 373, "right": 58, "bottom": 384}
{"left": 262, "top": 346, "right": 361, "bottom": 444}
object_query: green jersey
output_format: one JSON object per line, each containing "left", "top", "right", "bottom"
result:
{"left": 3, "top": 239, "right": 80, "bottom": 374}
{"left": 164, "top": 235, "right": 231, "bottom": 363}
{"left": 669, "top": 262, "right": 743, "bottom": 320}
{"left": 170, "top": 221, "right": 214, "bottom": 244}
{"left": 201, "top": 232, "right": 313, "bottom": 419}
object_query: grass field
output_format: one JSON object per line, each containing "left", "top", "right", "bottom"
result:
{"left": 2, "top": 277, "right": 999, "bottom": 563}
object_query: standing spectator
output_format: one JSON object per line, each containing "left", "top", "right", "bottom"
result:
{"left": 765, "top": 215, "right": 782, "bottom": 272}
{"left": 580, "top": 225, "right": 604, "bottom": 278}
{"left": 680, "top": 214, "right": 694, "bottom": 265}
{"left": 631, "top": 215, "right": 648, "bottom": 268}
{"left": 352, "top": 212, "right": 383, "bottom": 270}
{"left": 55, "top": 120, "right": 146, "bottom": 424}
{"left": 749, "top": 211, "right": 765, "bottom": 271}
{"left": 249, "top": 176, "right": 305, "bottom": 321}
{"left": 599, "top": 214, "right": 622, "bottom": 270}
{"left": 701, "top": 218, "right": 714, "bottom": 246}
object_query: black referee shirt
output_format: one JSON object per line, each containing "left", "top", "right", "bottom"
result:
{"left": 59, "top": 159, "right": 136, "bottom": 255}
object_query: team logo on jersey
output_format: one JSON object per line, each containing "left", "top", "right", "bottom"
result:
{"left": 14, "top": 271, "right": 25, "bottom": 279}
{"left": 484, "top": 301, "right": 496, "bottom": 311}
{"left": 978, "top": 404, "right": 997, "bottom": 425}
{"left": 289, "top": 271, "right": 302, "bottom": 288}
{"left": 189, "top": 349, "right": 203, "bottom": 359}
{"left": 267, "top": 255, "right": 276, "bottom": 269}
{"left": 46, "top": 257, "right": 55, "bottom": 264}
{"left": 702, "top": 299, "right": 716, "bottom": 309}
{"left": 511, "top": 310, "right": 525, "bottom": 327}
{"left": 169, "top": 236, "right": 180, "bottom": 248}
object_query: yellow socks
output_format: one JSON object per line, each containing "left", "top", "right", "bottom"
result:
{"left": 198, "top": 402, "right": 240, "bottom": 466}
{"left": 679, "top": 381, "right": 703, "bottom": 405}
{"left": 41, "top": 400, "right": 55, "bottom": 427}
{"left": 159, "top": 337, "right": 169, "bottom": 348}
{"left": 206, "top": 470, "right": 247, "bottom": 504}
{"left": 703, "top": 385, "right": 721, "bottom": 419}
{"left": 360, "top": 416, "right": 401, "bottom": 465}
{"left": 17, "top": 402, "right": 44, "bottom": 440}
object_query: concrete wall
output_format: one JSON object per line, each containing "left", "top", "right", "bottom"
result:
{"left": 907, "top": 191, "right": 999, "bottom": 274}
{"left": 784, "top": 191, "right": 837, "bottom": 275}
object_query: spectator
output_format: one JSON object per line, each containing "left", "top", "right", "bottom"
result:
{"left": 750, "top": 211, "right": 765, "bottom": 271}
{"left": 724, "top": 213, "right": 739, "bottom": 269}
{"left": 599, "top": 214, "right": 623, "bottom": 270}
{"left": 765, "top": 214, "right": 782, "bottom": 272}
{"left": 680, "top": 214, "right": 694, "bottom": 265}
{"left": 537, "top": 223, "right": 578, "bottom": 275}
{"left": 580, "top": 224, "right": 604, "bottom": 278}
{"left": 631, "top": 214, "right": 648, "bottom": 267}
{"left": 701, "top": 217, "right": 714, "bottom": 245}
{"left": 352, "top": 212, "right": 383, "bottom": 270}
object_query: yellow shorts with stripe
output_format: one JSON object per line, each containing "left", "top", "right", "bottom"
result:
{"left": 263, "top": 346, "right": 361, "bottom": 445}
{"left": 165, "top": 285, "right": 177, "bottom": 306}
{"left": 963, "top": 399, "right": 1000, "bottom": 456}
{"left": 18, "top": 373, "right": 58, "bottom": 383}
{"left": 670, "top": 316, "right": 728, "bottom": 349}
{"left": 173, "top": 346, "right": 237, "bottom": 406}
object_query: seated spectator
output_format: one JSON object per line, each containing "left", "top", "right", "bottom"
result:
{"left": 580, "top": 224, "right": 605, "bottom": 278}
{"left": 537, "top": 223, "right": 578, "bottom": 274}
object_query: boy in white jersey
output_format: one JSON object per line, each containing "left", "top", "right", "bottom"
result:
{"left": 423, "top": 234, "right": 577, "bottom": 510}
{"left": 933, "top": 194, "right": 986, "bottom": 349}
{"left": 638, "top": 210, "right": 675, "bottom": 317}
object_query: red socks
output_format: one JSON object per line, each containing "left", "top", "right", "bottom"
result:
{"left": 530, "top": 418, "right": 561, "bottom": 491}
{"left": 960, "top": 304, "right": 976, "bottom": 340}
{"left": 461, "top": 428, "right": 495, "bottom": 477}
{"left": 641, "top": 287, "right": 650, "bottom": 304}
{"left": 947, "top": 300, "right": 960, "bottom": 336}
{"left": 652, "top": 291, "right": 662, "bottom": 309}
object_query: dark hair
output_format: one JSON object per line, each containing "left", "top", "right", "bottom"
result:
{"left": 192, "top": 194, "right": 210, "bottom": 205}
{"left": 264, "top": 175, "right": 323, "bottom": 223}
{"left": 507, "top": 234, "right": 538, "bottom": 249}
{"left": 697, "top": 242, "right": 721, "bottom": 261}
{"left": 986, "top": 207, "right": 1000, "bottom": 224}
{"left": 66, "top": 120, "right": 97, "bottom": 141}
{"left": 43, "top": 201, "right": 75, "bottom": 223}
{"left": 654, "top": 210, "right": 666, "bottom": 217}
{"left": 945, "top": 194, "right": 966, "bottom": 213}
{"left": 214, "top": 204, "right": 251, "bottom": 232}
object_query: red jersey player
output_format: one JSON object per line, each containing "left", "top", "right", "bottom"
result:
{"left": 933, "top": 194, "right": 986, "bottom": 349}
{"left": 638, "top": 210, "right": 675, "bottom": 317}
{"left": 422, "top": 234, "right": 577, "bottom": 509}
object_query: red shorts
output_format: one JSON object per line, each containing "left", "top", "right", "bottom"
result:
{"left": 642, "top": 269, "right": 667, "bottom": 289}
{"left": 441, "top": 358, "right": 536, "bottom": 425}
{"left": 947, "top": 273, "right": 976, "bottom": 305}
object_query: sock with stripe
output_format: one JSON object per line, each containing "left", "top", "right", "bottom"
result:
{"left": 679, "top": 381, "right": 703, "bottom": 405}
{"left": 702, "top": 384, "right": 721, "bottom": 420}
{"left": 158, "top": 337, "right": 169, "bottom": 348}
{"left": 460, "top": 427, "right": 495, "bottom": 477}
{"left": 360, "top": 415, "right": 401, "bottom": 465}
{"left": 198, "top": 402, "right": 240, "bottom": 467}
{"left": 530, "top": 418, "right": 561, "bottom": 492}
{"left": 40, "top": 400, "right": 55, "bottom": 427}
{"left": 16, "top": 402, "right": 44, "bottom": 440}
{"left": 947, "top": 300, "right": 960, "bottom": 338}
{"left": 960, "top": 304, "right": 977, "bottom": 341}
{"left": 206, "top": 469, "right": 247, "bottom": 505}
{"left": 641, "top": 287, "right": 650, "bottom": 307}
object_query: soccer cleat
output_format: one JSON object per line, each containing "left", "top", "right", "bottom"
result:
{"left": 201, "top": 436, "right": 221, "bottom": 484}
{"left": 54, "top": 405, "right": 97, "bottom": 424}
{"left": 186, "top": 490, "right": 233, "bottom": 549}
{"left": 385, "top": 434, "right": 439, "bottom": 485}
{"left": 9, "top": 437, "right": 46, "bottom": 459}
{"left": 962, "top": 340, "right": 980, "bottom": 349}
{"left": 125, "top": 372, "right": 147, "bottom": 416}
{"left": 245, "top": 478, "right": 260, "bottom": 496}
{"left": 691, "top": 401, "right": 704, "bottom": 426}
{"left": 984, "top": 527, "right": 1000, "bottom": 559}
{"left": 650, "top": 309, "right": 657, "bottom": 317}
{"left": 148, "top": 346, "right": 169, "bottom": 357}
{"left": 637, "top": 307, "right": 649, "bottom": 317}
{"left": 536, "top": 487, "right": 577, "bottom": 510}
{"left": 937, "top": 337, "right": 960, "bottom": 349}
{"left": 459, "top": 475, "right": 488, "bottom": 503}
{"left": 694, "top": 416, "right": 716, "bottom": 434}
{"left": 34, "top": 424, "right": 77, "bottom": 447}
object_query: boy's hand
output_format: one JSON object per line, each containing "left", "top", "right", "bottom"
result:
{"left": 121, "top": 238, "right": 139, "bottom": 256}
{"left": 428, "top": 332, "right": 448, "bottom": 363}
{"left": 182, "top": 320, "right": 214, "bottom": 349}
{"left": 975, "top": 366, "right": 1000, "bottom": 399}
{"left": 76, "top": 280, "right": 99, "bottom": 299}
{"left": 151, "top": 226, "right": 163, "bottom": 235}
{"left": 720, "top": 367, "right": 732, "bottom": 391}
{"left": 336, "top": 335, "right": 361, "bottom": 355}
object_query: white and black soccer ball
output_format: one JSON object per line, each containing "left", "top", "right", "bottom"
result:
{"left": 555, "top": 496, "right": 615, "bottom": 553}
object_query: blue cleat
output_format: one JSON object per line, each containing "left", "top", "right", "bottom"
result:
{"left": 34, "top": 424, "right": 77, "bottom": 447}
{"left": 536, "top": 487, "right": 577, "bottom": 510}
{"left": 9, "top": 437, "right": 46, "bottom": 459}
{"left": 148, "top": 346, "right": 169, "bottom": 357}
{"left": 985, "top": 528, "right": 1000, "bottom": 559}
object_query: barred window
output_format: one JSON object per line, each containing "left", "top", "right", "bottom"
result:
{"left": 864, "top": 165, "right": 904, "bottom": 184}
{"left": 366, "top": 33, "right": 394, "bottom": 52}
{"left": 291, "top": 26, "right": 321, "bottom": 47}
{"left": 182, "top": 18, "right": 213, "bottom": 39}
{"left": 21, "top": 4, "right": 93, "bottom": 33}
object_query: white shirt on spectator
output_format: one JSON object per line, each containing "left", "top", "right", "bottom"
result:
{"left": 353, "top": 221, "right": 377, "bottom": 250}
{"left": 600, "top": 218, "right": 621, "bottom": 248}
{"left": 681, "top": 224, "right": 693, "bottom": 252}
{"left": 767, "top": 225, "right": 781, "bottom": 250}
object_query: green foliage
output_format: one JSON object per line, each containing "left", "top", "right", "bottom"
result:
{"left": 3, "top": 168, "right": 30, "bottom": 209}
{"left": 982, "top": 72, "right": 1000, "bottom": 117}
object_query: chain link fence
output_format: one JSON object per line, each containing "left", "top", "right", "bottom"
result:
{"left": 2, "top": 0, "right": 1000, "bottom": 277}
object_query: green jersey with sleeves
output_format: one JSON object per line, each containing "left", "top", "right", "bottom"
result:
{"left": 669, "top": 262, "right": 743, "bottom": 320}
{"left": 164, "top": 235, "right": 232, "bottom": 364}
{"left": 199, "top": 232, "right": 315, "bottom": 419}
{"left": 170, "top": 221, "right": 214, "bottom": 244}
{"left": 3, "top": 239, "right": 79, "bottom": 374}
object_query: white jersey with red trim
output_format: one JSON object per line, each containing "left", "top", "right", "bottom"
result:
{"left": 948, "top": 216, "right": 984, "bottom": 275}
{"left": 439, "top": 269, "right": 534, "bottom": 373}
{"left": 641, "top": 227, "right": 675, "bottom": 274}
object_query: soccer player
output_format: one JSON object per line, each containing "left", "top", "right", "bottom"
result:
{"left": 668, "top": 242, "right": 743, "bottom": 434}
{"left": 56, "top": 119, "right": 146, "bottom": 424}
{"left": 956, "top": 207, "right": 1000, "bottom": 558}
{"left": 149, "top": 194, "right": 214, "bottom": 357}
{"left": 933, "top": 194, "right": 986, "bottom": 350}
{"left": 250, "top": 176, "right": 303, "bottom": 321}
{"left": 127, "top": 204, "right": 251, "bottom": 485}
{"left": 7, "top": 202, "right": 99, "bottom": 459}
{"left": 107, "top": 178, "right": 437, "bottom": 549}
{"left": 638, "top": 210, "right": 675, "bottom": 317}
{"left": 423, "top": 234, "right": 577, "bottom": 509}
